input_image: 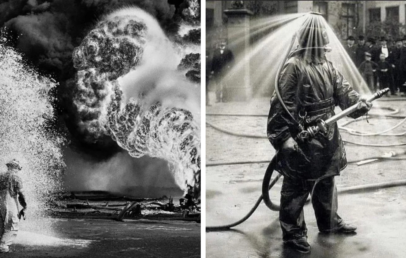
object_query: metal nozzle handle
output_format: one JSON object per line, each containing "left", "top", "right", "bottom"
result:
{"left": 325, "top": 88, "right": 389, "bottom": 126}
{"left": 367, "top": 88, "right": 390, "bottom": 102}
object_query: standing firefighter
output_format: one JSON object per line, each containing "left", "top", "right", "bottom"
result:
{"left": 267, "top": 13, "right": 371, "bottom": 254}
{"left": 0, "top": 159, "right": 27, "bottom": 253}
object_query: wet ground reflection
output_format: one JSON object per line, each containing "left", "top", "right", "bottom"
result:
{"left": 207, "top": 178, "right": 406, "bottom": 258}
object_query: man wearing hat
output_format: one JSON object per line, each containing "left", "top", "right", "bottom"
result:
{"left": 355, "top": 36, "right": 367, "bottom": 67}
{"left": 391, "top": 38, "right": 403, "bottom": 94}
{"left": 399, "top": 36, "right": 406, "bottom": 96}
{"left": 365, "top": 37, "right": 376, "bottom": 59}
{"left": 210, "top": 40, "right": 235, "bottom": 103}
{"left": 373, "top": 37, "right": 393, "bottom": 63}
{"left": 344, "top": 35, "right": 356, "bottom": 62}
{"left": 0, "top": 159, "right": 27, "bottom": 253}
{"left": 368, "top": 37, "right": 390, "bottom": 92}
{"left": 366, "top": 37, "right": 374, "bottom": 49}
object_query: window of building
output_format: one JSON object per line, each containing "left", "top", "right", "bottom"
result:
{"left": 386, "top": 6, "right": 399, "bottom": 23}
{"left": 284, "top": 1, "right": 298, "bottom": 14}
{"left": 206, "top": 8, "right": 214, "bottom": 28}
{"left": 341, "top": 3, "right": 356, "bottom": 38}
{"left": 369, "top": 8, "right": 381, "bottom": 22}
{"left": 313, "top": 1, "right": 328, "bottom": 21}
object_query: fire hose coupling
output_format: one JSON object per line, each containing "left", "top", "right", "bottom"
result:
{"left": 295, "top": 119, "right": 327, "bottom": 142}
{"left": 295, "top": 88, "right": 390, "bottom": 142}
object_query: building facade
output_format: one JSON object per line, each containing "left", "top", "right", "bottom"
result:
{"left": 366, "top": 1, "right": 405, "bottom": 24}
{"left": 206, "top": 1, "right": 406, "bottom": 99}
{"left": 207, "top": 1, "right": 406, "bottom": 45}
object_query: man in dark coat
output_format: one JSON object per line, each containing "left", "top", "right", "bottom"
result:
{"left": 210, "top": 41, "right": 234, "bottom": 102}
{"left": 373, "top": 37, "right": 392, "bottom": 63}
{"left": 366, "top": 38, "right": 379, "bottom": 62}
{"left": 377, "top": 53, "right": 393, "bottom": 94}
{"left": 391, "top": 38, "right": 403, "bottom": 94}
{"left": 355, "top": 35, "right": 367, "bottom": 66}
{"left": 344, "top": 35, "right": 356, "bottom": 63}
{"left": 206, "top": 47, "right": 212, "bottom": 106}
{"left": 399, "top": 37, "right": 406, "bottom": 96}
{"left": 365, "top": 37, "right": 375, "bottom": 51}
{"left": 267, "top": 14, "right": 371, "bottom": 254}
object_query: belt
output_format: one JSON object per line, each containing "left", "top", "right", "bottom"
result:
{"left": 299, "top": 98, "right": 335, "bottom": 116}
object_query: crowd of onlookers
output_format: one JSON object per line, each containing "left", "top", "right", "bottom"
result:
{"left": 344, "top": 35, "right": 406, "bottom": 96}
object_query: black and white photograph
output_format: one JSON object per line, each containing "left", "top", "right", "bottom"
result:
{"left": 0, "top": 0, "right": 201, "bottom": 257}
{"left": 206, "top": 1, "right": 406, "bottom": 257}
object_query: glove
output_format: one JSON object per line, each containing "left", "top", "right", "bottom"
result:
{"left": 281, "top": 137, "right": 298, "bottom": 152}
{"left": 281, "top": 137, "right": 311, "bottom": 163}
{"left": 357, "top": 97, "right": 373, "bottom": 112}
{"left": 18, "top": 208, "right": 26, "bottom": 220}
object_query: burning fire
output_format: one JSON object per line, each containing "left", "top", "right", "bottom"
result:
{"left": 72, "top": 7, "right": 200, "bottom": 195}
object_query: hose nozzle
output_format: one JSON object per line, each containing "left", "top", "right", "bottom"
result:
{"left": 369, "top": 88, "right": 389, "bottom": 102}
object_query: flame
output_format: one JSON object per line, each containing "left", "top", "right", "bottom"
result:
{"left": 72, "top": 7, "right": 200, "bottom": 195}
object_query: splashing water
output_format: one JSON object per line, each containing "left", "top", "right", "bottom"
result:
{"left": 223, "top": 12, "right": 371, "bottom": 99}
{"left": 0, "top": 42, "right": 65, "bottom": 232}
{"left": 72, "top": 7, "right": 200, "bottom": 195}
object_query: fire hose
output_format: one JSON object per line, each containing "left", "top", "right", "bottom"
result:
{"left": 207, "top": 163, "right": 406, "bottom": 231}
{"left": 206, "top": 114, "right": 406, "bottom": 147}
{"left": 207, "top": 89, "right": 406, "bottom": 231}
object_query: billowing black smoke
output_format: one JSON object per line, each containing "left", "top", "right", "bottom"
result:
{"left": 0, "top": 0, "right": 200, "bottom": 196}
{"left": 1, "top": 0, "right": 199, "bottom": 161}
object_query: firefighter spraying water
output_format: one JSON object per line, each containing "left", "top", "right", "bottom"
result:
{"left": 268, "top": 13, "right": 374, "bottom": 253}
{"left": 206, "top": 12, "right": 393, "bottom": 255}
{"left": 0, "top": 159, "right": 27, "bottom": 253}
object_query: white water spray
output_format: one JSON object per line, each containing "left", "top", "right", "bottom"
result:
{"left": 0, "top": 42, "right": 65, "bottom": 232}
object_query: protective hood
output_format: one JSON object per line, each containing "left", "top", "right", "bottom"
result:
{"left": 297, "top": 12, "right": 329, "bottom": 49}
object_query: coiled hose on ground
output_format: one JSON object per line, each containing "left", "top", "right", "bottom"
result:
{"left": 206, "top": 105, "right": 406, "bottom": 231}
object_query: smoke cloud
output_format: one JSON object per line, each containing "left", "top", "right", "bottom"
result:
{"left": 0, "top": 0, "right": 200, "bottom": 196}
{"left": 64, "top": 149, "right": 182, "bottom": 197}
{"left": 70, "top": 7, "right": 200, "bottom": 194}
{"left": 6, "top": 11, "right": 74, "bottom": 72}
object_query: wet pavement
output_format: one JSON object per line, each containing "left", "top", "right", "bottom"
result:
{"left": 206, "top": 96, "right": 406, "bottom": 258}
{"left": 207, "top": 179, "right": 406, "bottom": 258}
{"left": 9, "top": 218, "right": 200, "bottom": 257}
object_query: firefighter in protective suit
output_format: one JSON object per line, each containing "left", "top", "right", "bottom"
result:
{"left": 0, "top": 159, "right": 27, "bottom": 253}
{"left": 267, "top": 14, "right": 372, "bottom": 254}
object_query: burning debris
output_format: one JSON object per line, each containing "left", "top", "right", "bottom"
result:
{"left": 50, "top": 191, "right": 200, "bottom": 222}
{"left": 178, "top": 53, "right": 200, "bottom": 83}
